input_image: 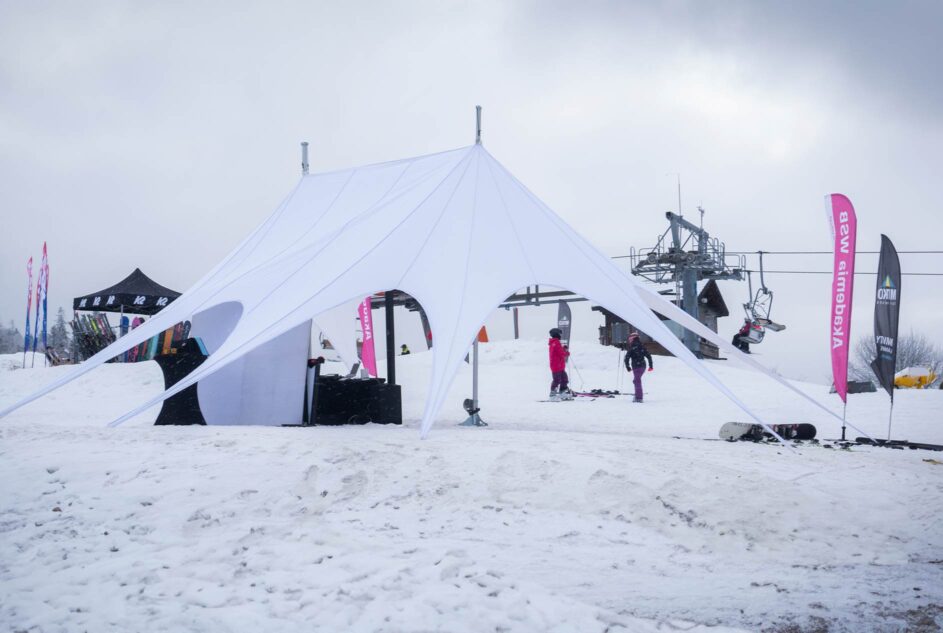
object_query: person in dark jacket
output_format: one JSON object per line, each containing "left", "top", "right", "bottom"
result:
{"left": 624, "top": 332, "right": 653, "bottom": 402}
{"left": 548, "top": 328, "right": 571, "bottom": 400}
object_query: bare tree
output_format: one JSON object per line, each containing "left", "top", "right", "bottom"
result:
{"left": 850, "top": 331, "right": 942, "bottom": 386}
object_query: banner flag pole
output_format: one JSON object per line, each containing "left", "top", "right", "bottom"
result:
{"left": 887, "top": 400, "right": 895, "bottom": 441}
{"left": 841, "top": 401, "right": 847, "bottom": 441}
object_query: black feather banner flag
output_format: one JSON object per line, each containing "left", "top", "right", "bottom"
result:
{"left": 870, "top": 235, "right": 901, "bottom": 402}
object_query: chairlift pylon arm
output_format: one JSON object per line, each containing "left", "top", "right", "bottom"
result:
{"left": 757, "top": 250, "right": 769, "bottom": 293}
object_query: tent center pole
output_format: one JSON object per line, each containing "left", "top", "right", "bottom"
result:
{"left": 460, "top": 337, "right": 486, "bottom": 427}
{"left": 472, "top": 338, "right": 479, "bottom": 410}
{"left": 475, "top": 105, "right": 482, "bottom": 145}
{"left": 301, "top": 141, "right": 309, "bottom": 175}
{"left": 385, "top": 291, "right": 395, "bottom": 385}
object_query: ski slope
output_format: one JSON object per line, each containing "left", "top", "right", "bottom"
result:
{"left": 1, "top": 341, "right": 941, "bottom": 632}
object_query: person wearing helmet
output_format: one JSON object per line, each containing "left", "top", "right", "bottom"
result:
{"left": 548, "top": 328, "right": 571, "bottom": 400}
{"left": 624, "top": 332, "right": 653, "bottom": 402}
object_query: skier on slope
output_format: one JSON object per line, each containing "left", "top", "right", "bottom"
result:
{"left": 548, "top": 328, "right": 572, "bottom": 401}
{"left": 624, "top": 332, "right": 653, "bottom": 403}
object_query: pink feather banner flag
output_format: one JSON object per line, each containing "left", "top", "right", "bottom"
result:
{"left": 826, "top": 194, "right": 857, "bottom": 403}
{"left": 358, "top": 296, "right": 377, "bottom": 377}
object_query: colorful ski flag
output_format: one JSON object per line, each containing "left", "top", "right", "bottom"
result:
{"left": 825, "top": 194, "right": 857, "bottom": 402}
{"left": 31, "top": 244, "right": 48, "bottom": 360}
{"left": 24, "top": 256, "right": 33, "bottom": 362}
{"left": 41, "top": 243, "right": 49, "bottom": 354}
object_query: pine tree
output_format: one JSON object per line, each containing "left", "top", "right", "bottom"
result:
{"left": 0, "top": 319, "right": 24, "bottom": 354}
{"left": 49, "top": 307, "right": 70, "bottom": 352}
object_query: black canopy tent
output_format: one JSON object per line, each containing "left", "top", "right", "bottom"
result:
{"left": 73, "top": 268, "right": 181, "bottom": 316}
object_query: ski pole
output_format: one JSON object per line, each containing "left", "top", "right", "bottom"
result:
{"left": 569, "top": 358, "right": 586, "bottom": 392}
{"left": 615, "top": 349, "right": 623, "bottom": 391}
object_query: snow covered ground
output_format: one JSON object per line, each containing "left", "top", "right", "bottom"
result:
{"left": 1, "top": 341, "right": 941, "bottom": 632}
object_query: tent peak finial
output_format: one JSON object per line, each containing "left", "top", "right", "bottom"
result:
{"left": 475, "top": 105, "right": 482, "bottom": 145}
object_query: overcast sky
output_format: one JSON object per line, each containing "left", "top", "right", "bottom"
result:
{"left": 2, "top": 0, "right": 941, "bottom": 381}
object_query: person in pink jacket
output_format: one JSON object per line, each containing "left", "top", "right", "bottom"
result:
{"left": 548, "top": 328, "right": 571, "bottom": 400}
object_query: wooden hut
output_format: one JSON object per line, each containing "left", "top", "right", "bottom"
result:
{"left": 593, "top": 280, "right": 730, "bottom": 359}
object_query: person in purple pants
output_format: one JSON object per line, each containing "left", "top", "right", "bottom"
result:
{"left": 623, "top": 332, "right": 653, "bottom": 402}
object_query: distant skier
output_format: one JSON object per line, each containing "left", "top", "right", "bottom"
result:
{"left": 400, "top": 344, "right": 411, "bottom": 355}
{"left": 732, "top": 319, "right": 752, "bottom": 353}
{"left": 624, "top": 332, "right": 653, "bottom": 403}
{"left": 548, "top": 328, "right": 572, "bottom": 401}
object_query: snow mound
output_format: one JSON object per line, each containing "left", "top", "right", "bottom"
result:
{"left": 1, "top": 342, "right": 942, "bottom": 631}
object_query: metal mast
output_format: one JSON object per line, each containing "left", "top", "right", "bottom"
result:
{"left": 629, "top": 210, "right": 744, "bottom": 356}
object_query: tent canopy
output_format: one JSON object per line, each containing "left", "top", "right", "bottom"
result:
{"left": 73, "top": 268, "right": 181, "bottom": 315}
{"left": 4, "top": 138, "right": 870, "bottom": 442}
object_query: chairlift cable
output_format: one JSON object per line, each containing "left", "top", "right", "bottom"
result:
{"left": 741, "top": 269, "right": 943, "bottom": 276}
{"left": 612, "top": 250, "right": 942, "bottom": 259}
{"left": 725, "top": 250, "right": 943, "bottom": 255}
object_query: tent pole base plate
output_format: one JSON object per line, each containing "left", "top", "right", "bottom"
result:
{"left": 459, "top": 413, "right": 487, "bottom": 427}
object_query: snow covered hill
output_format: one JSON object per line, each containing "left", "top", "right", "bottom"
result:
{"left": 1, "top": 342, "right": 941, "bottom": 632}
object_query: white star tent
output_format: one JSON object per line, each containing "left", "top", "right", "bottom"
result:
{"left": 1, "top": 137, "right": 870, "bottom": 441}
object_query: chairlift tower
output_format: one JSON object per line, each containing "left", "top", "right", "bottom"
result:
{"left": 629, "top": 209, "right": 744, "bottom": 355}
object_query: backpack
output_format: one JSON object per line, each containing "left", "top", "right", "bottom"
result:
{"left": 625, "top": 342, "right": 648, "bottom": 369}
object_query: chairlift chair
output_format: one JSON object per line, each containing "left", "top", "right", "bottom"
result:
{"left": 742, "top": 253, "right": 786, "bottom": 344}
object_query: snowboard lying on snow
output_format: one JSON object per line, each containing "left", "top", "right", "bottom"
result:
{"left": 719, "top": 422, "right": 817, "bottom": 441}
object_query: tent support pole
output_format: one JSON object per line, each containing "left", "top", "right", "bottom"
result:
{"left": 385, "top": 291, "right": 395, "bottom": 385}
{"left": 513, "top": 307, "right": 519, "bottom": 339}
{"left": 460, "top": 338, "right": 486, "bottom": 427}
{"left": 472, "top": 339, "right": 479, "bottom": 411}
{"left": 301, "top": 141, "right": 309, "bottom": 175}
{"left": 475, "top": 105, "right": 482, "bottom": 144}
